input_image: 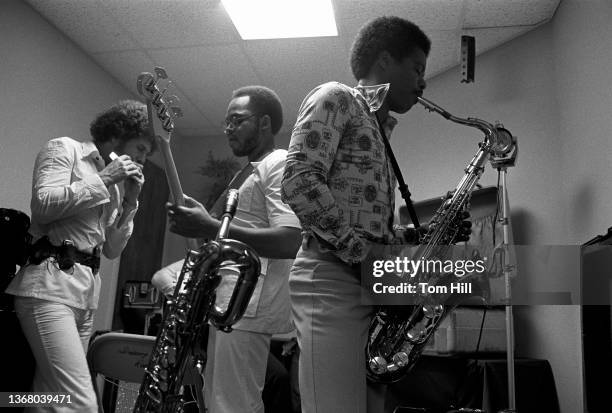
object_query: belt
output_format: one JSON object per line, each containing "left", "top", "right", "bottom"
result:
{"left": 301, "top": 234, "right": 361, "bottom": 272}
{"left": 28, "top": 236, "right": 100, "bottom": 273}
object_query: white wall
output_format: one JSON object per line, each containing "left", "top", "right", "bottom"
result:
{"left": 385, "top": 1, "right": 612, "bottom": 411}
{"left": 0, "top": 0, "right": 138, "bottom": 332}
{"left": 552, "top": 0, "right": 612, "bottom": 243}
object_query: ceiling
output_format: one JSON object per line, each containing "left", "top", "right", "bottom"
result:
{"left": 26, "top": 0, "right": 560, "bottom": 138}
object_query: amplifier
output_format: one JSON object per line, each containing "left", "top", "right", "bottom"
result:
{"left": 423, "top": 307, "right": 506, "bottom": 355}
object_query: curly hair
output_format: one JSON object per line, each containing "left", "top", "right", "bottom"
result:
{"left": 350, "top": 16, "right": 431, "bottom": 80}
{"left": 232, "top": 86, "right": 283, "bottom": 135}
{"left": 89, "top": 100, "right": 156, "bottom": 152}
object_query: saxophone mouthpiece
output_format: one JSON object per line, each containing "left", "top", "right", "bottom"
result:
{"left": 417, "top": 96, "right": 452, "bottom": 119}
{"left": 223, "top": 189, "right": 239, "bottom": 218}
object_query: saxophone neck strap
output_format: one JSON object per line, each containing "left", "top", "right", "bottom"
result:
{"left": 375, "top": 113, "right": 421, "bottom": 229}
{"left": 208, "top": 163, "right": 255, "bottom": 219}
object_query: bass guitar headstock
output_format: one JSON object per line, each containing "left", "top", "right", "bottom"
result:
{"left": 137, "top": 67, "right": 183, "bottom": 144}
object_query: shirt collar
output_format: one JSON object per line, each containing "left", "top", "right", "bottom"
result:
{"left": 81, "top": 141, "right": 99, "bottom": 157}
{"left": 249, "top": 149, "right": 274, "bottom": 167}
{"left": 354, "top": 83, "right": 398, "bottom": 137}
{"left": 355, "top": 83, "right": 390, "bottom": 112}
{"left": 81, "top": 141, "right": 105, "bottom": 168}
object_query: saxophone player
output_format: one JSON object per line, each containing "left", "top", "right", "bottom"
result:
{"left": 167, "top": 86, "right": 301, "bottom": 413}
{"left": 281, "top": 16, "right": 465, "bottom": 413}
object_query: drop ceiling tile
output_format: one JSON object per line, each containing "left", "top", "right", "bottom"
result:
{"left": 149, "top": 44, "right": 262, "bottom": 123}
{"left": 91, "top": 49, "right": 217, "bottom": 131}
{"left": 90, "top": 50, "right": 157, "bottom": 94}
{"left": 464, "top": 0, "right": 560, "bottom": 28}
{"left": 26, "top": 0, "right": 139, "bottom": 52}
{"left": 102, "top": 0, "right": 240, "bottom": 48}
{"left": 25, "top": 0, "right": 560, "bottom": 138}
{"left": 463, "top": 26, "right": 534, "bottom": 54}
{"left": 425, "top": 30, "right": 465, "bottom": 78}
{"left": 243, "top": 36, "right": 356, "bottom": 128}
{"left": 244, "top": 37, "right": 353, "bottom": 96}
{"left": 334, "top": 0, "right": 465, "bottom": 39}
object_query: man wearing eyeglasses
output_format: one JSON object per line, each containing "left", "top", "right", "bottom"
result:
{"left": 165, "top": 85, "right": 302, "bottom": 413}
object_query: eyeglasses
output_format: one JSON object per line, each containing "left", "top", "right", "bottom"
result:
{"left": 222, "top": 113, "right": 256, "bottom": 132}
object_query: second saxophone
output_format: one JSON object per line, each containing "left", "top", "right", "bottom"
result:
{"left": 133, "top": 189, "right": 261, "bottom": 412}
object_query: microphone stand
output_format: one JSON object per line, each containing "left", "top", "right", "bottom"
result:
{"left": 490, "top": 128, "right": 518, "bottom": 413}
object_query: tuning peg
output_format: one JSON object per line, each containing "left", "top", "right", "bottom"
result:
{"left": 166, "top": 94, "right": 180, "bottom": 105}
{"left": 152, "top": 93, "right": 163, "bottom": 106}
{"left": 171, "top": 107, "right": 183, "bottom": 118}
{"left": 154, "top": 67, "right": 168, "bottom": 79}
{"left": 136, "top": 72, "right": 156, "bottom": 97}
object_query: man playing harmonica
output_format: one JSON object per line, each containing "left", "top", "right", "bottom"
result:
{"left": 6, "top": 99, "right": 154, "bottom": 412}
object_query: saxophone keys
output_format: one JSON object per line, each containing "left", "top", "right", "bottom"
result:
{"left": 423, "top": 304, "right": 444, "bottom": 318}
{"left": 368, "top": 356, "right": 388, "bottom": 374}
{"left": 146, "top": 385, "right": 163, "bottom": 404}
{"left": 158, "top": 368, "right": 168, "bottom": 383}
{"left": 165, "top": 346, "right": 176, "bottom": 366}
{"left": 406, "top": 330, "right": 417, "bottom": 341}
{"left": 406, "top": 329, "right": 427, "bottom": 343}
{"left": 145, "top": 367, "right": 160, "bottom": 383}
{"left": 422, "top": 305, "right": 435, "bottom": 318}
{"left": 392, "top": 351, "right": 410, "bottom": 368}
{"left": 176, "top": 309, "right": 188, "bottom": 323}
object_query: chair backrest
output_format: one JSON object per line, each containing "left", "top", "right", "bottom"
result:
{"left": 87, "top": 332, "right": 155, "bottom": 383}
{"left": 87, "top": 331, "right": 203, "bottom": 384}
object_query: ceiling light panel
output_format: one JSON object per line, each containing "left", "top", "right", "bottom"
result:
{"left": 221, "top": 0, "right": 338, "bottom": 39}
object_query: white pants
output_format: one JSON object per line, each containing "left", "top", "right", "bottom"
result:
{"left": 14, "top": 297, "right": 98, "bottom": 413}
{"left": 204, "top": 327, "right": 271, "bottom": 413}
{"left": 289, "top": 238, "right": 386, "bottom": 413}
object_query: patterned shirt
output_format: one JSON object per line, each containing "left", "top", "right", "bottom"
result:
{"left": 6, "top": 137, "right": 137, "bottom": 309}
{"left": 282, "top": 82, "right": 399, "bottom": 264}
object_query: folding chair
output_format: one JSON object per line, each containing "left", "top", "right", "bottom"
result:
{"left": 87, "top": 331, "right": 204, "bottom": 412}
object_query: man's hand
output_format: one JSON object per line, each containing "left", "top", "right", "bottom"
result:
{"left": 398, "top": 225, "right": 428, "bottom": 244}
{"left": 397, "top": 210, "right": 472, "bottom": 244}
{"left": 98, "top": 155, "right": 142, "bottom": 187}
{"left": 167, "top": 195, "right": 217, "bottom": 238}
{"left": 454, "top": 211, "right": 472, "bottom": 243}
{"left": 123, "top": 164, "right": 144, "bottom": 206}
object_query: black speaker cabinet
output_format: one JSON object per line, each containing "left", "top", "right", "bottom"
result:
{"left": 581, "top": 230, "right": 612, "bottom": 413}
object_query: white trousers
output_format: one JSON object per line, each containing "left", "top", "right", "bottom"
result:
{"left": 204, "top": 327, "right": 271, "bottom": 413}
{"left": 14, "top": 297, "right": 98, "bottom": 413}
{"left": 289, "top": 239, "right": 386, "bottom": 413}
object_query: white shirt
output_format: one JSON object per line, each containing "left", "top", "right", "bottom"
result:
{"left": 6, "top": 137, "right": 138, "bottom": 309}
{"left": 228, "top": 149, "right": 301, "bottom": 333}
{"left": 152, "top": 149, "right": 301, "bottom": 334}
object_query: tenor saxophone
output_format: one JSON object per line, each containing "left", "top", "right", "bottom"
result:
{"left": 134, "top": 189, "right": 261, "bottom": 412}
{"left": 366, "top": 97, "right": 516, "bottom": 383}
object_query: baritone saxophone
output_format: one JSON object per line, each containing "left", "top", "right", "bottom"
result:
{"left": 133, "top": 189, "right": 261, "bottom": 412}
